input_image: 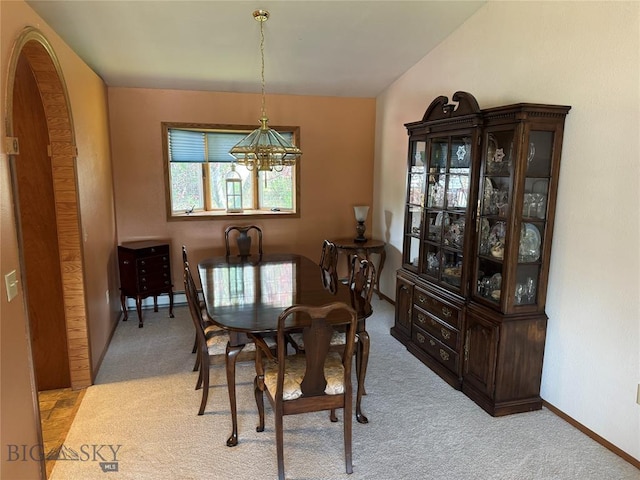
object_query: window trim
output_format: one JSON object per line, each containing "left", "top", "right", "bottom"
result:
{"left": 161, "top": 122, "right": 301, "bottom": 220}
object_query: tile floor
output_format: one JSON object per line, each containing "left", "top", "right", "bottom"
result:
{"left": 38, "top": 388, "right": 85, "bottom": 478}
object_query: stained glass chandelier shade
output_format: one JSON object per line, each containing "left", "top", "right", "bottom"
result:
{"left": 229, "top": 10, "right": 302, "bottom": 172}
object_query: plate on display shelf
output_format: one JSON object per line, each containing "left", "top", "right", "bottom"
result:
{"left": 519, "top": 223, "right": 541, "bottom": 262}
{"left": 488, "top": 221, "right": 506, "bottom": 259}
{"left": 435, "top": 211, "right": 450, "bottom": 227}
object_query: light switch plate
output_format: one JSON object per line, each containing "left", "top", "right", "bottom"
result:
{"left": 5, "top": 270, "right": 18, "bottom": 302}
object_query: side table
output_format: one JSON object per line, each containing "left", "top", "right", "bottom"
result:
{"left": 118, "top": 240, "right": 174, "bottom": 327}
{"left": 330, "top": 238, "right": 386, "bottom": 299}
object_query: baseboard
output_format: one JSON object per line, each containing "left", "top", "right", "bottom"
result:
{"left": 123, "top": 292, "right": 187, "bottom": 309}
{"left": 542, "top": 400, "right": 639, "bottom": 469}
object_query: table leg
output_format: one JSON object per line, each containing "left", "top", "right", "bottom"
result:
{"left": 355, "top": 330, "right": 370, "bottom": 424}
{"left": 168, "top": 290, "right": 174, "bottom": 318}
{"left": 376, "top": 248, "right": 386, "bottom": 299}
{"left": 135, "top": 296, "right": 143, "bottom": 328}
{"left": 120, "top": 293, "right": 128, "bottom": 321}
{"left": 225, "top": 342, "right": 244, "bottom": 447}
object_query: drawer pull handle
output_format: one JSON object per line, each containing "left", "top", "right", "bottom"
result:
{"left": 439, "top": 349, "right": 449, "bottom": 361}
{"left": 123, "top": 260, "right": 130, "bottom": 265}
{"left": 429, "top": 339, "right": 435, "bottom": 347}
{"left": 441, "top": 307, "right": 452, "bottom": 318}
{"left": 418, "top": 294, "right": 427, "bottom": 304}
{"left": 140, "top": 260, "right": 146, "bottom": 265}
{"left": 441, "top": 328, "right": 451, "bottom": 340}
{"left": 416, "top": 333, "right": 426, "bottom": 344}
{"left": 416, "top": 313, "right": 426, "bottom": 325}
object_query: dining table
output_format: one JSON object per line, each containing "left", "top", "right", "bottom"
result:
{"left": 198, "top": 253, "right": 371, "bottom": 447}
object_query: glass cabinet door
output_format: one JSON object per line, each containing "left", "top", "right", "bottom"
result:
{"left": 422, "top": 135, "right": 472, "bottom": 293}
{"left": 403, "top": 139, "right": 426, "bottom": 270}
{"left": 474, "top": 128, "right": 516, "bottom": 305}
{"left": 513, "top": 129, "right": 555, "bottom": 307}
{"left": 474, "top": 126, "right": 558, "bottom": 311}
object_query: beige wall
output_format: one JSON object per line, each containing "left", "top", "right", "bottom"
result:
{"left": 1, "top": 1, "right": 118, "bottom": 478}
{"left": 108, "top": 87, "right": 375, "bottom": 286}
{"left": 374, "top": 1, "right": 639, "bottom": 460}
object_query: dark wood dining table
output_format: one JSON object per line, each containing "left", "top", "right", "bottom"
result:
{"left": 198, "top": 253, "right": 370, "bottom": 447}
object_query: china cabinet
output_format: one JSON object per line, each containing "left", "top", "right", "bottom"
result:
{"left": 391, "top": 92, "right": 570, "bottom": 416}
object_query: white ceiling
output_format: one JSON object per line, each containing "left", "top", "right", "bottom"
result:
{"left": 26, "top": 0, "right": 485, "bottom": 98}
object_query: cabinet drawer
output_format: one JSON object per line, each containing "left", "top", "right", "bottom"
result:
{"left": 412, "top": 326, "right": 459, "bottom": 373}
{"left": 137, "top": 254, "right": 170, "bottom": 269}
{"left": 412, "top": 306, "right": 459, "bottom": 350}
{"left": 137, "top": 258, "right": 170, "bottom": 276}
{"left": 134, "top": 244, "right": 170, "bottom": 258}
{"left": 137, "top": 272, "right": 172, "bottom": 291}
{"left": 413, "top": 287, "right": 461, "bottom": 329}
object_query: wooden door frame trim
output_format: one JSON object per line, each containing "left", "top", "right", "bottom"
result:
{"left": 5, "top": 27, "right": 92, "bottom": 390}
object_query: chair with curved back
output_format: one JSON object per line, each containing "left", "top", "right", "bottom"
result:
{"left": 224, "top": 225, "right": 263, "bottom": 257}
{"left": 253, "top": 302, "right": 357, "bottom": 480}
{"left": 184, "top": 261, "right": 276, "bottom": 415}
{"left": 319, "top": 239, "right": 339, "bottom": 294}
{"left": 288, "top": 253, "right": 375, "bottom": 424}
{"left": 183, "top": 263, "right": 230, "bottom": 415}
{"left": 182, "top": 245, "right": 223, "bottom": 370}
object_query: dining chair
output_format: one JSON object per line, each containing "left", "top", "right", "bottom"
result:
{"left": 224, "top": 225, "right": 263, "bottom": 257}
{"left": 319, "top": 239, "right": 339, "bottom": 294}
{"left": 253, "top": 302, "right": 357, "bottom": 480}
{"left": 287, "top": 254, "right": 375, "bottom": 423}
{"left": 182, "top": 245, "right": 223, "bottom": 372}
{"left": 184, "top": 263, "right": 277, "bottom": 415}
{"left": 184, "top": 264, "right": 230, "bottom": 414}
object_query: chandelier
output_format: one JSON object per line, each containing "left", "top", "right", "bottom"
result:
{"left": 229, "top": 9, "right": 302, "bottom": 172}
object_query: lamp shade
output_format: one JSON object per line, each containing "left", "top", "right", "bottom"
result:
{"left": 354, "top": 206, "right": 369, "bottom": 222}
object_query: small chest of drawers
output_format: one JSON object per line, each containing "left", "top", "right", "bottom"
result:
{"left": 118, "top": 240, "right": 174, "bottom": 327}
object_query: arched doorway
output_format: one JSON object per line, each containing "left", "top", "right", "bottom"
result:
{"left": 5, "top": 28, "right": 92, "bottom": 392}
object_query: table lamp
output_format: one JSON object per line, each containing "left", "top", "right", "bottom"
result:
{"left": 353, "top": 205, "right": 370, "bottom": 243}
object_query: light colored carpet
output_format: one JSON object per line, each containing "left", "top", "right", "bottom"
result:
{"left": 51, "top": 298, "right": 638, "bottom": 479}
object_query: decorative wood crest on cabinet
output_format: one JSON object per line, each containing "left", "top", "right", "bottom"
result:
{"left": 422, "top": 91, "right": 481, "bottom": 122}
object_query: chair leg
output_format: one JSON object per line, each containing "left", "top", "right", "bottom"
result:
{"left": 275, "top": 405, "right": 285, "bottom": 480}
{"left": 197, "top": 353, "right": 209, "bottom": 415}
{"left": 329, "top": 409, "right": 338, "bottom": 422}
{"left": 195, "top": 345, "right": 203, "bottom": 390}
{"left": 254, "top": 376, "right": 265, "bottom": 432}
{"left": 193, "top": 344, "right": 201, "bottom": 372}
{"left": 344, "top": 400, "right": 353, "bottom": 474}
{"left": 355, "top": 331, "right": 370, "bottom": 424}
{"left": 191, "top": 333, "right": 197, "bottom": 354}
{"left": 195, "top": 361, "right": 203, "bottom": 390}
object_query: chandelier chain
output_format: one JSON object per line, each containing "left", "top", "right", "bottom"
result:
{"left": 260, "top": 18, "right": 266, "bottom": 119}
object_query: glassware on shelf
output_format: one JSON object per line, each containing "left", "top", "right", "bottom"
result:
{"left": 518, "top": 223, "right": 541, "bottom": 262}
{"left": 477, "top": 273, "right": 502, "bottom": 301}
{"left": 515, "top": 277, "right": 537, "bottom": 304}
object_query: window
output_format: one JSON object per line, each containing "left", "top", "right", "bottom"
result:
{"left": 162, "top": 122, "right": 300, "bottom": 219}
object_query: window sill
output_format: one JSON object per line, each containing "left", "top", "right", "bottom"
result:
{"left": 169, "top": 209, "right": 299, "bottom": 221}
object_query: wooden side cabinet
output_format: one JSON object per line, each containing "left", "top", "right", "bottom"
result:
{"left": 118, "top": 240, "right": 174, "bottom": 327}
